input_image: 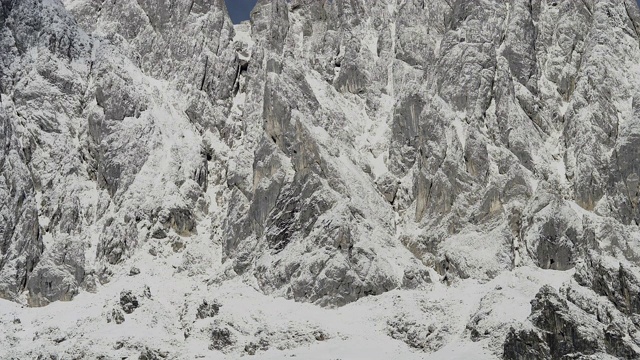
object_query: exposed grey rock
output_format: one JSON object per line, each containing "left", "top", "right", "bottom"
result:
{"left": 150, "top": 225, "right": 167, "bottom": 240}
{"left": 504, "top": 285, "right": 602, "bottom": 359}
{"left": 375, "top": 173, "right": 399, "bottom": 205}
{"left": 97, "top": 220, "right": 139, "bottom": 265}
{"left": 119, "top": 290, "right": 139, "bottom": 314}
{"left": 244, "top": 339, "right": 269, "bottom": 356}
{"left": 313, "top": 329, "right": 327, "bottom": 341}
{"left": 521, "top": 193, "right": 583, "bottom": 271}
{"left": 210, "top": 326, "right": 234, "bottom": 351}
{"left": 142, "top": 285, "right": 152, "bottom": 299}
{"left": 401, "top": 268, "right": 431, "bottom": 290}
{"left": 26, "top": 239, "right": 85, "bottom": 306}
{"left": 575, "top": 254, "right": 640, "bottom": 317}
{"left": 504, "top": 280, "right": 640, "bottom": 359}
{"left": 165, "top": 207, "right": 197, "bottom": 236}
{"left": 503, "top": 326, "right": 548, "bottom": 360}
{"left": 390, "top": 94, "right": 424, "bottom": 177}
{"left": 108, "top": 308, "right": 125, "bottom": 325}
{"left": 138, "top": 347, "right": 168, "bottom": 360}
{"left": 129, "top": 267, "right": 140, "bottom": 276}
{"left": 171, "top": 237, "right": 185, "bottom": 253}
{"left": 196, "top": 300, "right": 221, "bottom": 319}
{"left": 2, "top": 1, "right": 640, "bottom": 358}
{"left": 388, "top": 314, "right": 445, "bottom": 352}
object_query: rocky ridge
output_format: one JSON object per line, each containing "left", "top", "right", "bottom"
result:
{"left": 1, "top": 0, "right": 640, "bottom": 358}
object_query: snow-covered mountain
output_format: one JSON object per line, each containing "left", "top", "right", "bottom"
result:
{"left": 2, "top": 0, "right": 640, "bottom": 358}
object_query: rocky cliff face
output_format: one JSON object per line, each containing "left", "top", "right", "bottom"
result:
{"left": 2, "top": 0, "right": 640, "bottom": 358}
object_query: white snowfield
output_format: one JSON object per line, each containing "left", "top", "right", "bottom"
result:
{"left": 0, "top": 248, "right": 572, "bottom": 359}
{"left": 2, "top": 0, "right": 640, "bottom": 359}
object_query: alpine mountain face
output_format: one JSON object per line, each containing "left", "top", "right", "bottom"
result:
{"left": 2, "top": 0, "right": 640, "bottom": 358}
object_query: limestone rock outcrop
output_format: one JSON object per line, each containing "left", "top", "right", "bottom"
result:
{"left": 2, "top": 0, "right": 640, "bottom": 358}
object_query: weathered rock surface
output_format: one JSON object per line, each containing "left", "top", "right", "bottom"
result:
{"left": 1, "top": 0, "right": 640, "bottom": 358}
{"left": 119, "top": 290, "right": 139, "bottom": 314}
{"left": 196, "top": 299, "right": 221, "bottom": 319}
{"left": 504, "top": 255, "right": 640, "bottom": 359}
